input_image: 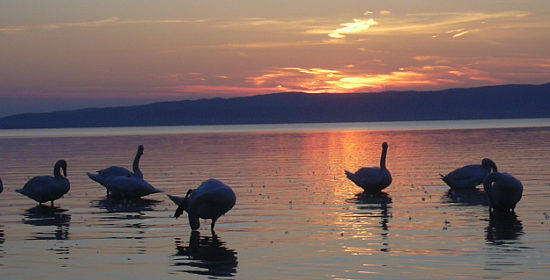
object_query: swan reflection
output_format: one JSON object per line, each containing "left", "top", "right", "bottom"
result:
{"left": 486, "top": 211, "right": 524, "bottom": 244}
{"left": 93, "top": 197, "right": 160, "bottom": 214}
{"left": 346, "top": 191, "right": 392, "bottom": 252}
{"left": 0, "top": 225, "right": 4, "bottom": 261}
{"left": 172, "top": 231, "right": 238, "bottom": 277}
{"left": 443, "top": 188, "right": 488, "bottom": 206}
{"left": 22, "top": 205, "right": 71, "bottom": 240}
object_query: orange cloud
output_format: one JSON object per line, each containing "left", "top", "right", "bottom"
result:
{"left": 248, "top": 66, "right": 445, "bottom": 93}
{"left": 245, "top": 61, "right": 514, "bottom": 93}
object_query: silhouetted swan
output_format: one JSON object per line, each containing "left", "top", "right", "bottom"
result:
{"left": 441, "top": 158, "right": 497, "bottom": 189}
{"left": 87, "top": 145, "right": 144, "bottom": 195}
{"left": 345, "top": 142, "right": 392, "bottom": 192}
{"left": 169, "top": 179, "right": 236, "bottom": 232}
{"left": 16, "top": 160, "right": 70, "bottom": 207}
{"left": 483, "top": 172, "right": 523, "bottom": 212}
{"left": 103, "top": 175, "right": 161, "bottom": 198}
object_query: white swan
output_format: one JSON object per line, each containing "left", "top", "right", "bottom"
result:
{"left": 483, "top": 172, "right": 523, "bottom": 212}
{"left": 168, "top": 179, "right": 236, "bottom": 232}
{"left": 16, "top": 160, "right": 70, "bottom": 207}
{"left": 103, "top": 175, "right": 161, "bottom": 198}
{"left": 440, "top": 158, "right": 497, "bottom": 189}
{"left": 87, "top": 145, "right": 144, "bottom": 195}
{"left": 345, "top": 142, "right": 392, "bottom": 192}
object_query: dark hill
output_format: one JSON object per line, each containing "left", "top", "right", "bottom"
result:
{"left": 1, "top": 83, "right": 549, "bottom": 129}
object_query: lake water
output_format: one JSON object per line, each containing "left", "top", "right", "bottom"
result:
{"left": 0, "top": 119, "right": 549, "bottom": 279}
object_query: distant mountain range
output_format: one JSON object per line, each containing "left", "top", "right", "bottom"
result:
{"left": 1, "top": 83, "right": 549, "bottom": 129}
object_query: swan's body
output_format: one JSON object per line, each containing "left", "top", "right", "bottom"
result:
{"left": 16, "top": 160, "right": 70, "bottom": 207}
{"left": 169, "top": 179, "right": 236, "bottom": 232}
{"left": 103, "top": 175, "right": 161, "bottom": 198}
{"left": 483, "top": 172, "right": 523, "bottom": 212}
{"left": 441, "top": 158, "right": 498, "bottom": 189}
{"left": 345, "top": 142, "right": 392, "bottom": 192}
{"left": 87, "top": 145, "right": 144, "bottom": 195}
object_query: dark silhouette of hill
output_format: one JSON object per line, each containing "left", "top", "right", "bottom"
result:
{"left": 1, "top": 83, "right": 549, "bottom": 129}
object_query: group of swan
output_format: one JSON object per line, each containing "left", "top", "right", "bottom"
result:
{"left": 344, "top": 142, "right": 523, "bottom": 212}
{"left": 10, "top": 145, "right": 236, "bottom": 232}
{"left": 86, "top": 145, "right": 159, "bottom": 197}
{"left": 6, "top": 141, "right": 524, "bottom": 232}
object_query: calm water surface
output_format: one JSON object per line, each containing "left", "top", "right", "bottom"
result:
{"left": 0, "top": 120, "right": 549, "bottom": 279}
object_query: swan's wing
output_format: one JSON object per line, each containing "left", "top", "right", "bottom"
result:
{"left": 188, "top": 179, "right": 236, "bottom": 219}
{"left": 97, "top": 166, "right": 133, "bottom": 178}
{"left": 443, "top": 165, "right": 487, "bottom": 188}
{"left": 105, "top": 176, "right": 160, "bottom": 197}
{"left": 22, "top": 176, "right": 56, "bottom": 192}
{"left": 354, "top": 167, "right": 384, "bottom": 185}
{"left": 189, "top": 187, "right": 236, "bottom": 219}
{"left": 18, "top": 176, "right": 69, "bottom": 202}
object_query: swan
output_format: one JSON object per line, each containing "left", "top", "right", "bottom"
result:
{"left": 0, "top": 177, "right": 3, "bottom": 194}
{"left": 103, "top": 174, "right": 161, "bottom": 198}
{"left": 16, "top": 160, "right": 70, "bottom": 207}
{"left": 87, "top": 145, "right": 144, "bottom": 195}
{"left": 168, "top": 179, "right": 236, "bottom": 232}
{"left": 440, "top": 158, "right": 497, "bottom": 189}
{"left": 345, "top": 142, "right": 392, "bottom": 192}
{"left": 483, "top": 172, "right": 523, "bottom": 212}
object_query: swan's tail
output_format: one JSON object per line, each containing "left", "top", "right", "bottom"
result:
{"left": 167, "top": 194, "right": 185, "bottom": 205}
{"left": 86, "top": 172, "right": 105, "bottom": 185}
{"left": 345, "top": 170, "right": 357, "bottom": 184}
{"left": 167, "top": 194, "right": 186, "bottom": 218}
{"left": 149, "top": 186, "right": 163, "bottom": 194}
{"left": 439, "top": 173, "right": 450, "bottom": 185}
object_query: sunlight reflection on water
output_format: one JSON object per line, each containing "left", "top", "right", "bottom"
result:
{"left": 0, "top": 121, "right": 549, "bottom": 279}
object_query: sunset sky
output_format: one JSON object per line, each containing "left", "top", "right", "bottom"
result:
{"left": 1, "top": 1, "right": 549, "bottom": 117}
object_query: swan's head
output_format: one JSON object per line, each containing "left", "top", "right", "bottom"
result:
{"left": 137, "top": 145, "right": 144, "bottom": 154}
{"left": 382, "top": 142, "right": 388, "bottom": 150}
{"left": 174, "top": 189, "right": 193, "bottom": 218}
{"left": 481, "top": 158, "right": 498, "bottom": 173}
{"left": 57, "top": 159, "right": 68, "bottom": 176}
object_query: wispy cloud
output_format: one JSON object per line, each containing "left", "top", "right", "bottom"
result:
{"left": 0, "top": 17, "right": 204, "bottom": 32}
{"left": 368, "top": 11, "right": 529, "bottom": 35}
{"left": 301, "top": 10, "right": 530, "bottom": 41}
{"left": 328, "top": 18, "right": 378, "bottom": 38}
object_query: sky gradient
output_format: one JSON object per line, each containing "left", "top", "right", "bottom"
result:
{"left": 1, "top": 1, "right": 549, "bottom": 117}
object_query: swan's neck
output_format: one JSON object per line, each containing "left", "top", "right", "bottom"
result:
{"left": 133, "top": 151, "right": 143, "bottom": 177}
{"left": 380, "top": 147, "right": 387, "bottom": 169}
{"left": 54, "top": 162, "right": 63, "bottom": 178}
{"left": 483, "top": 172, "right": 497, "bottom": 205}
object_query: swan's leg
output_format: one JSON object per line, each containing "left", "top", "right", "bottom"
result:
{"left": 210, "top": 218, "right": 217, "bottom": 233}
